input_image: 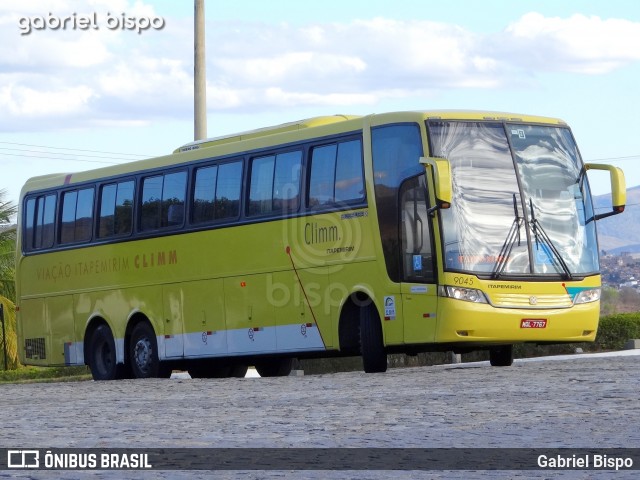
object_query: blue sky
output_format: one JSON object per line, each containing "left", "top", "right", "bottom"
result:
{"left": 1, "top": 0, "right": 640, "bottom": 208}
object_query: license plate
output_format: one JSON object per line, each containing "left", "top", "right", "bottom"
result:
{"left": 521, "top": 319, "right": 547, "bottom": 329}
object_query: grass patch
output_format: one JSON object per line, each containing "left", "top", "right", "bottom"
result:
{"left": 0, "top": 365, "right": 91, "bottom": 384}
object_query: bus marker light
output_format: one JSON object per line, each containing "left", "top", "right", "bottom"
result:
{"left": 521, "top": 319, "right": 547, "bottom": 329}
{"left": 240, "top": 281, "right": 246, "bottom": 287}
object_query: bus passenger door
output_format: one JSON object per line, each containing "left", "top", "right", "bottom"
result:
{"left": 399, "top": 175, "right": 438, "bottom": 344}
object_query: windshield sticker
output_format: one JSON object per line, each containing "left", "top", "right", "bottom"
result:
{"left": 413, "top": 255, "right": 423, "bottom": 271}
{"left": 535, "top": 243, "right": 554, "bottom": 265}
{"left": 511, "top": 128, "right": 526, "bottom": 139}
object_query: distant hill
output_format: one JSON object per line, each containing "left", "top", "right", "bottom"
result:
{"left": 594, "top": 185, "right": 640, "bottom": 254}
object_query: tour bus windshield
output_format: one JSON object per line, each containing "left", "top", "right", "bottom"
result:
{"left": 427, "top": 120, "right": 598, "bottom": 278}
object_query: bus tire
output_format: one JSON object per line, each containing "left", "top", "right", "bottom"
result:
{"left": 129, "top": 322, "right": 170, "bottom": 378}
{"left": 87, "top": 324, "right": 118, "bottom": 381}
{"left": 490, "top": 345, "right": 514, "bottom": 367}
{"left": 255, "top": 358, "right": 293, "bottom": 377}
{"left": 360, "top": 305, "right": 387, "bottom": 373}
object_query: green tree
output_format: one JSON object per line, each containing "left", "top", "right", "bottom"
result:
{"left": 0, "top": 189, "right": 18, "bottom": 369}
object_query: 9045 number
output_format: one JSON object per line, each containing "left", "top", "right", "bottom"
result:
{"left": 453, "top": 276, "right": 474, "bottom": 286}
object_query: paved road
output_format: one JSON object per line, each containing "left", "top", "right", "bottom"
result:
{"left": 1, "top": 352, "right": 639, "bottom": 479}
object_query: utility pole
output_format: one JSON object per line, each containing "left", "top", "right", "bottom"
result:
{"left": 194, "top": 0, "right": 208, "bottom": 141}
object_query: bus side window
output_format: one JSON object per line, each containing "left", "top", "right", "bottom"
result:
{"left": 162, "top": 171, "right": 187, "bottom": 227}
{"left": 335, "top": 140, "right": 364, "bottom": 203}
{"left": 192, "top": 165, "right": 218, "bottom": 223}
{"left": 249, "top": 156, "right": 275, "bottom": 215}
{"left": 33, "top": 194, "right": 56, "bottom": 250}
{"left": 309, "top": 145, "right": 337, "bottom": 206}
{"left": 24, "top": 198, "right": 36, "bottom": 251}
{"left": 308, "top": 139, "right": 364, "bottom": 207}
{"left": 60, "top": 187, "right": 94, "bottom": 244}
{"left": 249, "top": 151, "right": 301, "bottom": 216}
{"left": 98, "top": 180, "right": 134, "bottom": 238}
{"left": 192, "top": 161, "right": 243, "bottom": 224}
{"left": 140, "top": 171, "right": 187, "bottom": 231}
{"left": 273, "top": 151, "right": 301, "bottom": 212}
{"left": 215, "top": 161, "right": 242, "bottom": 219}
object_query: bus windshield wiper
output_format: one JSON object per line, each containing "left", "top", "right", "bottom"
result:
{"left": 492, "top": 194, "right": 524, "bottom": 279}
{"left": 528, "top": 199, "right": 573, "bottom": 280}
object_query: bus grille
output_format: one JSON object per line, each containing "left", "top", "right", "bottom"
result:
{"left": 489, "top": 293, "right": 573, "bottom": 309}
{"left": 25, "top": 338, "right": 46, "bottom": 359}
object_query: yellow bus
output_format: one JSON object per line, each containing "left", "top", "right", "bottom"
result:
{"left": 15, "top": 111, "right": 626, "bottom": 380}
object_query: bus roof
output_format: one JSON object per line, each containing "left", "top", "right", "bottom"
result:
{"left": 19, "top": 110, "right": 567, "bottom": 198}
{"left": 174, "top": 114, "right": 362, "bottom": 153}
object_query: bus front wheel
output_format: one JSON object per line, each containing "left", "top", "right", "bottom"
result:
{"left": 129, "top": 322, "right": 171, "bottom": 379}
{"left": 489, "top": 345, "right": 514, "bottom": 367}
{"left": 360, "top": 305, "right": 387, "bottom": 373}
{"left": 88, "top": 324, "right": 118, "bottom": 381}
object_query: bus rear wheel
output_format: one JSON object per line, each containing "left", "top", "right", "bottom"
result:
{"left": 360, "top": 305, "right": 387, "bottom": 373}
{"left": 129, "top": 322, "right": 171, "bottom": 379}
{"left": 489, "top": 345, "right": 514, "bottom": 367}
{"left": 88, "top": 324, "right": 118, "bottom": 381}
{"left": 255, "top": 358, "right": 293, "bottom": 377}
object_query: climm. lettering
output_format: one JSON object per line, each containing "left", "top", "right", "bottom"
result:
{"left": 134, "top": 250, "right": 177, "bottom": 269}
{"left": 304, "top": 222, "right": 339, "bottom": 245}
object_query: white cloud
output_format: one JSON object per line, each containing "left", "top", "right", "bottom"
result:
{"left": 0, "top": 83, "right": 95, "bottom": 117}
{"left": 502, "top": 13, "right": 640, "bottom": 74}
{"left": 1, "top": 7, "right": 640, "bottom": 132}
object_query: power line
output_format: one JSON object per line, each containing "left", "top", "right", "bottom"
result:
{"left": 0, "top": 141, "right": 152, "bottom": 158}
{"left": 0, "top": 141, "right": 157, "bottom": 167}
{"left": 0, "top": 151, "right": 118, "bottom": 165}
{"left": 0, "top": 146, "right": 146, "bottom": 162}
{"left": 586, "top": 154, "right": 640, "bottom": 163}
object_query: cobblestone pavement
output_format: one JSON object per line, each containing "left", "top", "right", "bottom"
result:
{"left": 1, "top": 353, "right": 639, "bottom": 479}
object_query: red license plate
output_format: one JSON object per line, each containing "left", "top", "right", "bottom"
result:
{"left": 521, "top": 319, "right": 547, "bottom": 329}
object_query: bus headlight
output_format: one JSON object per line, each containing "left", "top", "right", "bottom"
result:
{"left": 439, "top": 286, "right": 488, "bottom": 304}
{"left": 573, "top": 288, "right": 601, "bottom": 304}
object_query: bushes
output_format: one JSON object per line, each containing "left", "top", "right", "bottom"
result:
{"left": 596, "top": 312, "right": 640, "bottom": 350}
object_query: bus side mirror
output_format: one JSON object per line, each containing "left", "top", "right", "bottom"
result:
{"left": 585, "top": 163, "right": 626, "bottom": 220}
{"left": 420, "top": 156, "right": 452, "bottom": 210}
